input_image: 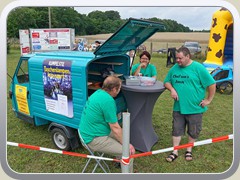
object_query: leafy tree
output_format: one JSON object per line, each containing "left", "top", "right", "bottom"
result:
{"left": 32, "top": 7, "right": 50, "bottom": 28}
{"left": 7, "top": 7, "right": 38, "bottom": 38}
{"left": 51, "top": 8, "right": 81, "bottom": 28}
{"left": 105, "top": 10, "right": 121, "bottom": 20}
{"left": 85, "top": 10, "right": 124, "bottom": 34}
{"left": 85, "top": 18, "right": 101, "bottom": 35}
{"left": 88, "top": 10, "right": 108, "bottom": 21}
{"left": 7, "top": 7, "right": 195, "bottom": 38}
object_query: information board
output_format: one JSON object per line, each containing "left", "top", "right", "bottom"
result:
{"left": 30, "top": 28, "right": 75, "bottom": 52}
{"left": 19, "top": 29, "right": 31, "bottom": 55}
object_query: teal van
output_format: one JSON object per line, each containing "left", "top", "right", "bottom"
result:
{"left": 9, "top": 18, "right": 164, "bottom": 151}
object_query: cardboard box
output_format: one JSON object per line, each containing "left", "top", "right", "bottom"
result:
{"left": 125, "top": 76, "right": 140, "bottom": 86}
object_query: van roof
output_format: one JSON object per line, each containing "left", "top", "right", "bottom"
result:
{"left": 27, "top": 51, "right": 95, "bottom": 66}
{"left": 34, "top": 51, "right": 95, "bottom": 58}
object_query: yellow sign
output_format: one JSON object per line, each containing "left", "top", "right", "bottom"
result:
{"left": 15, "top": 85, "right": 30, "bottom": 115}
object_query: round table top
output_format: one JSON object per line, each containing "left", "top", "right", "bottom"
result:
{"left": 121, "top": 80, "right": 166, "bottom": 93}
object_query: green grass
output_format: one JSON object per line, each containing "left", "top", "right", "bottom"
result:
{"left": 7, "top": 49, "right": 233, "bottom": 173}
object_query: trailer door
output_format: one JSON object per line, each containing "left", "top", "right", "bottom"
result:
{"left": 11, "top": 57, "right": 32, "bottom": 120}
{"left": 94, "top": 18, "right": 165, "bottom": 56}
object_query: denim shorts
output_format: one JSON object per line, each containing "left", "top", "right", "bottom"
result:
{"left": 172, "top": 111, "right": 203, "bottom": 139}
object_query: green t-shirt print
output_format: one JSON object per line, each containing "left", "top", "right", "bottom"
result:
{"left": 164, "top": 61, "right": 215, "bottom": 114}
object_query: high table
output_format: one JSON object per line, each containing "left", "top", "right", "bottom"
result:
{"left": 121, "top": 81, "right": 166, "bottom": 152}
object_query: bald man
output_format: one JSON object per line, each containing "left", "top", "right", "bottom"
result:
{"left": 79, "top": 76, "right": 135, "bottom": 171}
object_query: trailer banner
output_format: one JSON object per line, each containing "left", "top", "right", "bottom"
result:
{"left": 43, "top": 59, "right": 73, "bottom": 118}
{"left": 15, "top": 85, "right": 30, "bottom": 115}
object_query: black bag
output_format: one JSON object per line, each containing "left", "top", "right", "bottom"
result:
{"left": 101, "top": 67, "right": 115, "bottom": 78}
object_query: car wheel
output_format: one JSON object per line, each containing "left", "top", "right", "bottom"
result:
{"left": 51, "top": 128, "right": 71, "bottom": 151}
{"left": 218, "top": 82, "right": 233, "bottom": 95}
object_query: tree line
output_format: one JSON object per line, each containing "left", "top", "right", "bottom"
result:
{"left": 7, "top": 7, "right": 196, "bottom": 39}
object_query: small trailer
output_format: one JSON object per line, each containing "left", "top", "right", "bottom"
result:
{"left": 9, "top": 18, "right": 165, "bottom": 150}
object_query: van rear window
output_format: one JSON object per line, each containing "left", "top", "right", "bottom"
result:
{"left": 17, "top": 59, "right": 29, "bottom": 83}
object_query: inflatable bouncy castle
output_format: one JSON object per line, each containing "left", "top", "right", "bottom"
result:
{"left": 203, "top": 8, "right": 233, "bottom": 72}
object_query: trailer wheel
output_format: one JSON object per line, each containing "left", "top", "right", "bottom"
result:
{"left": 219, "top": 82, "right": 233, "bottom": 95}
{"left": 51, "top": 128, "right": 71, "bottom": 151}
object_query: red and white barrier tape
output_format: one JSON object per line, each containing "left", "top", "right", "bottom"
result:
{"left": 131, "top": 134, "right": 233, "bottom": 159}
{"left": 7, "top": 141, "right": 120, "bottom": 163}
{"left": 7, "top": 134, "right": 233, "bottom": 162}
{"left": 121, "top": 156, "right": 130, "bottom": 165}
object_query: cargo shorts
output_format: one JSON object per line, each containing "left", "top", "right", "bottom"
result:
{"left": 88, "top": 132, "right": 134, "bottom": 172}
{"left": 172, "top": 111, "right": 203, "bottom": 139}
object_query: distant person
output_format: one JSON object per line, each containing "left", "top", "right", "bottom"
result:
{"left": 72, "top": 42, "right": 78, "bottom": 51}
{"left": 78, "top": 41, "right": 84, "bottom": 51}
{"left": 131, "top": 51, "right": 157, "bottom": 78}
{"left": 95, "top": 40, "right": 101, "bottom": 49}
{"left": 164, "top": 47, "right": 216, "bottom": 162}
{"left": 79, "top": 76, "right": 135, "bottom": 171}
{"left": 128, "top": 50, "right": 135, "bottom": 67}
{"left": 83, "top": 44, "right": 89, "bottom": 51}
{"left": 72, "top": 39, "right": 84, "bottom": 51}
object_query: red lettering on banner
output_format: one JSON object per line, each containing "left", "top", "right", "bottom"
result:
{"left": 49, "top": 39, "right": 58, "bottom": 44}
{"left": 32, "top": 32, "right": 39, "bottom": 38}
{"left": 22, "top": 47, "right": 30, "bottom": 53}
{"left": 44, "top": 29, "right": 69, "bottom": 32}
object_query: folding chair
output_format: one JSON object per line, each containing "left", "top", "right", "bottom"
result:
{"left": 78, "top": 130, "right": 111, "bottom": 173}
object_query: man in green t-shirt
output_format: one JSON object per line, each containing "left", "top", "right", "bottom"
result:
{"left": 79, "top": 76, "right": 135, "bottom": 171}
{"left": 164, "top": 47, "right": 216, "bottom": 162}
{"left": 131, "top": 51, "right": 157, "bottom": 78}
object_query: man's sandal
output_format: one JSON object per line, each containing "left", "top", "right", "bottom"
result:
{"left": 166, "top": 152, "right": 178, "bottom": 162}
{"left": 185, "top": 151, "right": 193, "bottom": 161}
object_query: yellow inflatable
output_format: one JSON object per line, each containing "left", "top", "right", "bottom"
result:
{"left": 203, "top": 8, "right": 233, "bottom": 71}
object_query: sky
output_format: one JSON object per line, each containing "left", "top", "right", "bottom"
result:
{"left": 75, "top": 7, "right": 221, "bottom": 31}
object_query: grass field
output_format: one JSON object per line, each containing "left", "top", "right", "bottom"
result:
{"left": 6, "top": 46, "right": 233, "bottom": 174}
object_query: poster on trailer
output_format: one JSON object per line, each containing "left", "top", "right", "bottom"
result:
{"left": 43, "top": 59, "right": 73, "bottom": 118}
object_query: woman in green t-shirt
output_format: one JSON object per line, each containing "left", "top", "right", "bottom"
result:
{"left": 131, "top": 51, "right": 157, "bottom": 78}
